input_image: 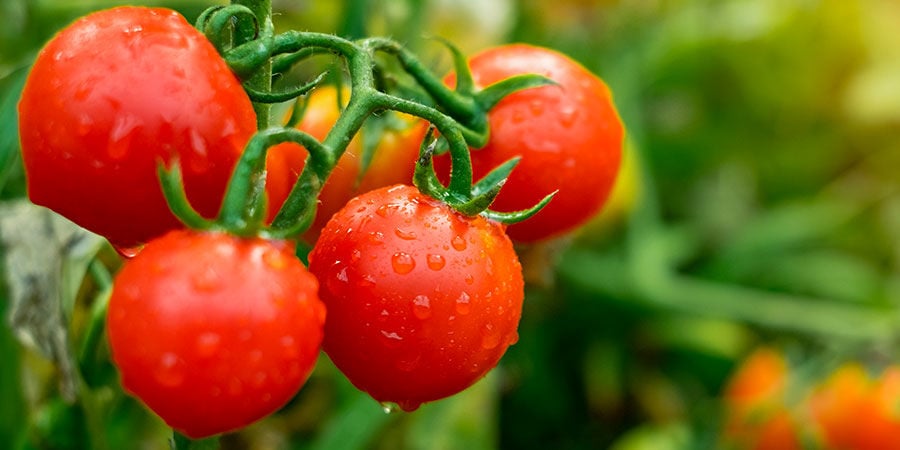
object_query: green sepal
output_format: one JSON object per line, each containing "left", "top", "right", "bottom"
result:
{"left": 412, "top": 128, "right": 451, "bottom": 203}
{"left": 157, "top": 161, "right": 214, "bottom": 231}
{"left": 475, "top": 73, "right": 558, "bottom": 112}
{"left": 452, "top": 157, "right": 518, "bottom": 216}
{"left": 481, "top": 191, "right": 556, "bottom": 225}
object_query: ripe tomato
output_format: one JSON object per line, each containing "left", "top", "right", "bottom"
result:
{"left": 720, "top": 347, "right": 802, "bottom": 450}
{"left": 106, "top": 230, "right": 325, "bottom": 438}
{"left": 808, "top": 363, "right": 900, "bottom": 450}
{"left": 265, "top": 86, "right": 427, "bottom": 242}
{"left": 308, "top": 184, "right": 523, "bottom": 411}
{"left": 18, "top": 7, "right": 256, "bottom": 249}
{"left": 434, "top": 44, "right": 624, "bottom": 242}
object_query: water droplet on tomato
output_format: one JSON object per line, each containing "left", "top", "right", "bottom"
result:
{"left": 426, "top": 254, "right": 446, "bottom": 271}
{"left": 108, "top": 114, "right": 140, "bottom": 160}
{"left": 187, "top": 129, "right": 210, "bottom": 174}
{"left": 249, "top": 349, "right": 263, "bottom": 365}
{"left": 113, "top": 244, "right": 143, "bottom": 259}
{"left": 397, "top": 400, "right": 422, "bottom": 412}
{"left": 559, "top": 106, "right": 579, "bottom": 127}
{"left": 455, "top": 292, "right": 471, "bottom": 315}
{"left": 367, "top": 231, "right": 385, "bottom": 245}
{"left": 391, "top": 252, "right": 415, "bottom": 274}
{"left": 195, "top": 332, "right": 221, "bottom": 358}
{"left": 511, "top": 110, "right": 526, "bottom": 124}
{"left": 350, "top": 249, "right": 362, "bottom": 263}
{"left": 357, "top": 274, "right": 376, "bottom": 287}
{"left": 481, "top": 323, "right": 501, "bottom": 350}
{"left": 529, "top": 99, "right": 544, "bottom": 115}
{"left": 281, "top": 335, "right": 300, "bottom": 358}
{"left": 464, "top": 274, "right": 475, "bottom": 285}
{"left": 451, "top": 235, "right": 467, "bottom": 251}
{"left": 379, "top": 330, "right": 404, "bottom": 349}
{"left": 505, "top": 331, "right": 520, "bottom": 346}
{"left": 191, "top": 266, "right": 222, "bottom": 292}
{"left": 394, "top": 227, "right": 417, "bottom": 240}
{"left": 412, "top": 295, "right": 431, "bottom": 319}
{"left": 154, "top": 352, "right": 184, "bottom": 387}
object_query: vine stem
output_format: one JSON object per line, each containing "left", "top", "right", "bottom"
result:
{"left": 234, "top": 0, "right": 274, "bottom": 129}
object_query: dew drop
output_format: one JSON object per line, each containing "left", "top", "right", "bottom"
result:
{"left": 412, "top": 295, "right": 432, "bottom": 319}
{"left": 481, "top": 323, "right": 501, "bottom": 350}
{"left": 281, "top": 335, "right": 300, "bottom": 358}
{"left": 113, "top": 244, "right": 143, "bottom": 259}
{"left": 395, "top": 227, "right": 417, "bottom": 240}
{"left": 154, "top": 352, "right": 184, "bottom": 387}
{"left": 511, "top": 110, "right": 526, "bottom": 124}
{"left": 464, "top": 274, "right": 475, "bottom": 285}
{"left": 505, "top": 331, "right": 520, "bottom": 346}
{"left": 195, "top": 332, "right": 221, "bottom": 358}
{"left": 391, "top": 252, "right": 415, "bottom": 274}
{"left": 357, "top": 274, "right": 377, "bottom": 287}
{"left": 455, "top": 292, "right": 471, "bottom": 315}
{"left": 451, "top": 235, "right": 467, "bottom": 251}
{"left": 262, "top": 248, "right": 289, "bottom": 270}
{"left": 367, "top": 231, "right": 385, "bottom": 245}
{"left": 108, "top": 114, "right": 140, "bottom": 160}
{"left": 529, "top": 99, "right": 544, "bottom": 115}
{"left": 381, "top": 402, "right": 400, "bottom": 414}
{"left": 192, "top": 266, "right": 222, "bottom": 292}
{"left": 350, "top": 249, "right": 362, "bottom": 263}
{"left": 397, "top": 400, "right": 422, "bottom": 412}
{"left": 559, "top": 106, "right": 579, "bottom": 127}
{"left": 426, "top": 254, "right": 446, "bottom": 271}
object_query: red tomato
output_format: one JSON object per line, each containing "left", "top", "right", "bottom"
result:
{"left": 308, "top": 185, "right": 523, "bottom": 411}
{"left": 18, "top": 7, "right": 256, "bottom": 249}
{"left": 721, "top": 347, "right": 802, "bottom": 450}
{"left": 266, "top": 86, "right": 426, "bottom": 242}
{"left": 434, "top": 44, "right": 623, "bottom": 242}
{"left": 106, "top": 230, "right": 325, "bottom": 438}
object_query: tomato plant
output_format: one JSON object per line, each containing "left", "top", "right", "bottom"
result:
{"left": 106, "top": 230, "right": 325, "bottom": 438}
{"left": 434, "top": 44, "right": 624, "bottom": 242}
{"left": 308, "top": 184, "right": 523, "bottom": 412}
{"left": 266, "top": 86, "right": 426, "bottom": 242}
{"left": 18, "top": 6, "right": 256, "bottom": 249}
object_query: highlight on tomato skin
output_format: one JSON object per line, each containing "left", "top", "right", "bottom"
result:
{"left": 308, "top": 184, "right": 523, "bottom": 412}
{"left": 106, "top": 230, "right": 326, "bottom": 439}
{"left": 434, "top": 43, "right": 625, "bottom": 243}
{"left": 17, "top": 6, "right": 257, "bottom": 249}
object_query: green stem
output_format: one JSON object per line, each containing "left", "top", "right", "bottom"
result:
{"left": 233, "top": 0, "right": 274, "bottom": 129}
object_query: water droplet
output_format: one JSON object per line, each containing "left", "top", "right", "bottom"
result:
{"left": 192, "top": 266, "right": 222, "bottom": 292}
{"left": 425, "top": 254, "right": 446, "bottom": 271}
{"left": 357, "top": 274, "right": 376, "bottom": 287}
{"left": 188, "top": 129, "right": 210, "bottom": 174}
{"left": 391, "top": 252, "right": 415, "bottom": 274}
{"left": 113, "top": 244, "right": 143, "bottom": 259}
{"left": 367, "top": 231, "right": 385, "bottom": 245}
{"left": 451, "top": 235, "right": 467, "bottom": 251}
{"left": 381, "top": 402, "right": 400, "bottom": 414}
{"left": 336, "top": 267, "right": 349, "bottom": 283}
{"left": 464, "top": 274, "right": 475, "bottom": 285}
{"left": 455, "top": 292, "right": 471, "bottom": 315}
{"left": 395, "top": 227, "right": 417, "bottom": 240}
{"left": 108, "top": 114, "right": 140, "bottom": 160}
{"left": 511, "top": 110, "right": 526, "bottom": 124}
{"left": 262, "top": 248, "right": 288, "bottom": 270}
{"left": 380, "top": 330, "right": 403, "bottom": 341}
{"left": 559, "top": 106, "right": 579, "bottom": 127}
{"left": 412, "top": 295, "right": 431, "bottom": 319}
{"left": 481, "top": 324, "right": 500, "bottom": 349}
{"left": 281, "top": 335, "right": 300, "bottom": 358}
{"left": 350, "top": 249, "right": 362, "bottom": 263}
{"left": 505, "top": 331, "right": 520, "bottom": 346}
{"left": 529, "top": 99, "right": 544, "bottom": 115}
{"left": 397, "top": 400, "right": 422, "bottom": 412}
{"left": 195, "top": 332, "right": 221, "bottom": 358}
{"left": 154, "top": 352, "right": 184, "bottom": 387}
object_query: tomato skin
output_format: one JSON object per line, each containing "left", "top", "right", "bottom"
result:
{"left": 308, "top": 185, "right": 523, "bottom": 411}
{"left": 266, "top": 86, "right": 427, "bottom": 242}
{"left": 435, "top": 44, "right": 623, "bottom": 242}
{"left": 106, "top": 230, "right": 325, "bottom": 438}
{"left": 18, "top": 7, "right": 256, "bottom": 249}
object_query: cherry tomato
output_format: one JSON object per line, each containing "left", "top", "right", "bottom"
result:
{"left": 106, "top": 230, "right": 325, "bottom": 438}
{"left": 18, "top": 7, "right": 256, "bottom": 249}
{"left": 308, "top": 184, "right": 523, "bottom": 411}
{"left": 720, "top": 347, "right": 802, "bottom": 450}
{"left": 434, "top": 44, "right": 624, "bottom": 242}
{"left": 265, "top": 86, "right": 427, "bottom": 242}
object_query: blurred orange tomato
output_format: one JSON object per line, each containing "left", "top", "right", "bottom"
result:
{"left": 720, "top": 347, "right": 802, "bottom": 450}
{"left": 265, "top": 86, "right": 427, "bottom": 242}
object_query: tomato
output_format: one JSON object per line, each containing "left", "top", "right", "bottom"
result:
{"left": 265, "top": 86, "right": 427, "bottom": 242}
{"left": 18, "top": 7, "right": 256, "bottom": 249}
{"left": 106, "top": 230, "right": 325, "bottom": 438}
{"left": 308, "top": 184, "right": 523, "bottom": 411}
{"left": 434, "top": 44, "right": 623, "bottom": 242}
{"left": 720, "top": 347, "right": 802, "bottom": 450}
{"left": 808, "top": 363, "right": 900, "bottom": 450}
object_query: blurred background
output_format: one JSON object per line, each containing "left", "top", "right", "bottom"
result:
{"left": 2, "top": 0, "right": 900, "bottom": 449}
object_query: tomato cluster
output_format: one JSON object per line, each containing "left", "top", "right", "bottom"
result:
{"left": 17, "top": 5, "right": 623, "bottom": 439}
{"left": 720, "top": 347, "right": 900, "bottom": 450}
